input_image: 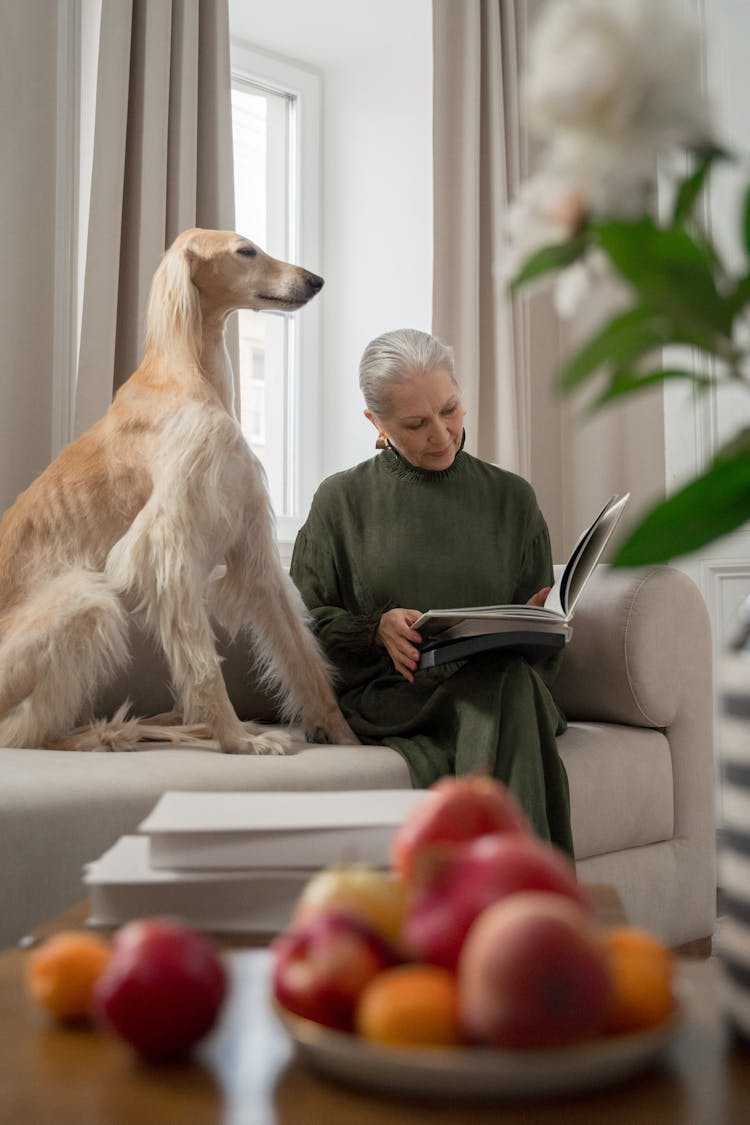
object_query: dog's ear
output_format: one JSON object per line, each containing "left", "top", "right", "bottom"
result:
{"left": 146, "top": 242, "right": 202, "bottom": 367}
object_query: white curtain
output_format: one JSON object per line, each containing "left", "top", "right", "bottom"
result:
{"left": 432, "top": 0, "right": 532, "bottom": 474}
{"left": 74, "top": 0, "right": 236, "bottom": 437}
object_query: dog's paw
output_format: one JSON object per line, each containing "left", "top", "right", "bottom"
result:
{"left": 322, "top": 714, "right": 360, "bottom": 745}
{"left": 221, "top": 724, "right": 292, "bottom": 756}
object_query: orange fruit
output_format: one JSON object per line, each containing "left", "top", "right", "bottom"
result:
{"left": 355, "top": 964, "right": 463, "bottom": 1047}
{"left": 26, "top": 931, "right": 112, "bottom": 1022}
{"left": 600, "top": 927, "right": 675, "bottom": 1034}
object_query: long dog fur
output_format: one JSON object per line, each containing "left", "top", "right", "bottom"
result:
{"left": 0, "top": 229, "right": 357, "bottom": 753}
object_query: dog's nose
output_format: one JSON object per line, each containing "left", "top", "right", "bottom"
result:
{"left": 306, "top": 272, "right": 324, "bottom": 292}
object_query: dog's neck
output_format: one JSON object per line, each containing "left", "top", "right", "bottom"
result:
{"left": 197, "top": 314, "right": 236, "bottom": 418}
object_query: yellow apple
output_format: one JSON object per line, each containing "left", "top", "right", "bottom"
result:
{"left": 292, "top": 865, "right": 408, "bottom": 950}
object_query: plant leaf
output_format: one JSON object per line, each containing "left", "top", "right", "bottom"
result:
{"left": 560, "top": 307, "right": 661, "bottom": 390}
{"left": 509, "top": 235, "right": 588, "bottom": 292}
{"left": 559, "top": 300, "right": 732, "bottom": 393}
{"left": 744, "top": 182, "right": 750, "bottom": 259}
{"left": 593, "top": 217, "right": 732, "bottom": 336}
{"left": 714, "top": 425, "right": 750, "bottom": 465}
{"left": 592, "top": 368, "right": 714, "bottom": 410}
{"left": 672, "top": 151, "right": 715, "bottom": 225}
{"left": 613, "top": 446, "right": 750, "bottom": 565}
{"left": 727, "top": 271, "right": 750, "bottom": 316}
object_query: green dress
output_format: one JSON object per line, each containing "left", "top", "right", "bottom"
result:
{"left": 290, "top": 442, "right": 573, "bottom": 856}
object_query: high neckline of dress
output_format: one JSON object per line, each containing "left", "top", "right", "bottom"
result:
{"left": 381, "top": 432, "right": 467, "bottom": 482}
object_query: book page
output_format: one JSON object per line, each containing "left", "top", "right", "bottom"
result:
{"left": 414, "top": 605, "right": 566, "bottom": 640}
{"left": 545, "top": 493, "right": 630, "bottom": 618}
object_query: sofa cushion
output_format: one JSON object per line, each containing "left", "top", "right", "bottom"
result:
{"left": 559, "top": 722, "right": 674, "bottom": 860}
{"left": 0, "top": 738, "right": 411, "bottom": 947}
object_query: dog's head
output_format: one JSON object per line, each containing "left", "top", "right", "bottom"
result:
{"left": 172, "top": 228, "right": 324, "bottom": 315}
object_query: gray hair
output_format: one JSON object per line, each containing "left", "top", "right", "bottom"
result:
{"left": 358, "top": 328, "right": 457, "bottom": 418}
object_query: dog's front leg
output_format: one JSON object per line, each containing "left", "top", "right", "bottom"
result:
{"left": 152, "top": 595, "right": 289, "bottom": 754}
{"left": 106, "top": 514, "right": 289, "bottom": 755}
{"left": 212, "top": 535, "right": 359, "bottom": 746}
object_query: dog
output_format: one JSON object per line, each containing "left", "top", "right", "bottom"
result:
{"left": 0, "top": 228, "right": 357, "bottom": 754}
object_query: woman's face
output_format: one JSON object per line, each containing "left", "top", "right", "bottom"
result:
{"left": 367, "top": 366, "right": 466, "bottom": 471}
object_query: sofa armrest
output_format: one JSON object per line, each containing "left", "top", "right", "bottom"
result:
{"left": 550, "top": 565, "right": 712, "bottom": 729}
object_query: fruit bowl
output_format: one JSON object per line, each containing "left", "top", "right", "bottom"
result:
{"left": 270, "top": 778, "right": 685, "bottom": 1096}
{"left": 273, "top": 998, "right": 684, "bottom": 1100}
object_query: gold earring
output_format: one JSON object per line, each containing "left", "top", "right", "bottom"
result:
{"left": 375, "top": 431, "right": 389, "bottom": 450}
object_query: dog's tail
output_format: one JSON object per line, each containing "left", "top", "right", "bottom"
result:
{"left": 50, "top": 703, "right": 295, "bottom": 753}
{"left": 48, "top": 702, "right": 214, "bottom": 751}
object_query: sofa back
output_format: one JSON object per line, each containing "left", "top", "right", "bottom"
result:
{"left": 96, "top": 623, "right": 279, "bottom": 724}
{"left": 97, "top": 566, "right": 711, "bottom": 733}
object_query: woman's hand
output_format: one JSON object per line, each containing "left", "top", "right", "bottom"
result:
{"left": 376, "top": 608, "right": 423, "bottom": 683}
{"left": 526, "top": 586, "right": 551, "bottom": 607}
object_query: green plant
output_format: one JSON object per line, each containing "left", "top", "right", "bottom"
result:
{"left": 507, "top": 0, "right": 750, "bottom": 566}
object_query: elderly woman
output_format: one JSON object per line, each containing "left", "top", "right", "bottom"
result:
{"left": 290, "top": 329, "right": 573, "bottom": 856}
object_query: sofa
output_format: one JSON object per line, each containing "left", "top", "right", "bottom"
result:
{"left": 0, "top": 564, "right": 715, "bottom": 951}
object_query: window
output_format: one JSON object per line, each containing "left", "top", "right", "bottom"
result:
{"left": 230, "top": 43, "right": 322, "bottom": 544}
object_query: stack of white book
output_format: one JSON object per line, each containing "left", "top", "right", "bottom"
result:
{"left": 83, "top": 789, "right": 424, "bottom": 933}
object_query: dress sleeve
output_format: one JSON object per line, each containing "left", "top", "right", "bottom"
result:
{"left": 512, "top": 503, "right": 555, "bottom": 606}
{"left": 511, "top": 497, "right": 564, "bottom": 685}
{"left": 290, "top": 523, "right": 384, "bottom": 660}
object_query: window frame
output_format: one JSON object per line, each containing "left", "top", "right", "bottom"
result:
{"left": 230, "top": 40, "right": 323, "bottom": 551}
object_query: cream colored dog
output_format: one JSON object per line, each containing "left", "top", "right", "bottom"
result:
{"left": 0, "top": 229, "right": 357, "bottom": 753}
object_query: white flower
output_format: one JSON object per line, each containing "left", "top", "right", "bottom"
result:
{"left": 524, "top": 0, "right": 711, "bottom": 217}
{"left": 553, "top": 249, "right": 632, "bottom": 319}
{"left": 499, "top": 171, "right": 587, "bottom": 282}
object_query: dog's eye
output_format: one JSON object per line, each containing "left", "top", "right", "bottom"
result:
{"left": 237, "top": 246, "right": 257, "bottom": 257}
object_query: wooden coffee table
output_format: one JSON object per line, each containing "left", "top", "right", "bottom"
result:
{"left": 1, "top": 896, "right": 748, "bottom": 1124}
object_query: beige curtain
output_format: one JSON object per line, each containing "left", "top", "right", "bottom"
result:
{"left": 74, "top": 0, "right": 236, "bottom": 437}
{"left": 431, "top": 0, "right": 665, "bottom": 557}
{"left": 432, "top": 0, "right": 532, "bottom": 474}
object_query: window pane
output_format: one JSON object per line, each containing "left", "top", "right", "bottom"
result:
{"left": 231, "top": 81, "right": 294, "bottom": 515}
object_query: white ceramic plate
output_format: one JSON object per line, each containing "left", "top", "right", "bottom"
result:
{"left": 274, "top": 1003, "right": 682, "bottom": 1100}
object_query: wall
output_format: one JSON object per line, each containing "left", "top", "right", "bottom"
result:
{"left": 0, "top": 1, "right": 58, "bottom": 514}
{"left": 228, "top": 0, "right": 433, "bottom": 482}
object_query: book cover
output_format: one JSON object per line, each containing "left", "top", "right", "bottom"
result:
{"left": 138, "top": 789, "right": 425, "bottom": 870}
{"left": 414, "top": 493, "right": 629, "bottom": 669}
{"left": 84, "top": 835, "right": 313, "bottom": 932}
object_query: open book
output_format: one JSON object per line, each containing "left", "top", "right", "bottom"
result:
{"left": 414, "top": 493, "right": 630, "bottom": 669}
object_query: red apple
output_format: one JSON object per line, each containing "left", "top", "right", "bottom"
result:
{"left": 403, "top": 833, "right": 590, "bottom": 971}
{"left": 93, "top": 918, "right": 227, "bottom": 1061}
{"left": 392, "top": 776, "right": 532, "bottom": 880}
{"left": 459, "top": 892, "right": 613, "bottom": 1048}
{"left": 272, "top": 910, "right": 399, "bottom": 1030}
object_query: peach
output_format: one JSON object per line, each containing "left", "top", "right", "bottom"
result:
{"left": 272, "top": 910, "right": 399, "bottom": 1031}
{"left": 459, "top": 892, "right": 613, "bottom": 1048}
{"left": 392, "top": 776, "right": 531, "bottom": 881}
